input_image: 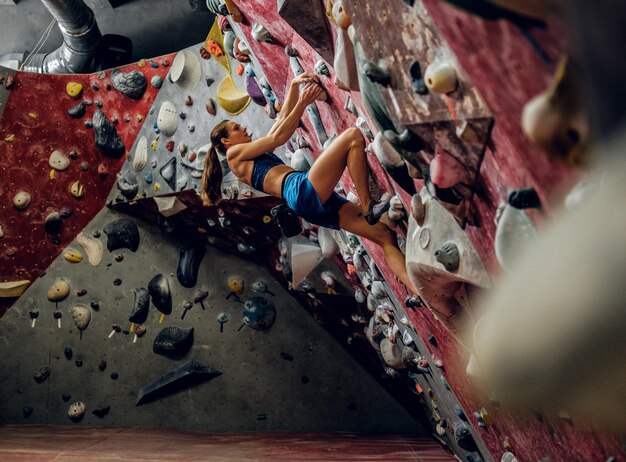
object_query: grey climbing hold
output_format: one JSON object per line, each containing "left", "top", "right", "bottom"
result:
{"left": 93, "top": 109, "right": 125, "bottom": 158}
{"left": 159, "top": 157, "right": 177, "bottom": 191}
{"left": 136, "top": 360, "right": 221, "bottom": 406}
{"left": 111, "top": 69, "right": 147, "bottom": 100}
{"left": 67, "top": 102, "right": 86, "bottom": 118}
{"left": 453, "top": 420, "right": 478, "bottom": 452}
{"left": 362, "top": 61, "right": 391, "bottom": 86}
{"left": 33, "top": 366, "right": 51, "bottom": 383}
{"left": 116, "top": 170, "right": 139, "bottom": 199}
{"left": 434, "top": 241, "right": 459, "bottom": 272}
{"left": 103, "top": 218, "right": 140, "bottom": 252}
{"left": 153, "top": 326, "right": 194, "bottom": 357}
{"left": 150, "top": 75, "right": 163, "bottom": 89}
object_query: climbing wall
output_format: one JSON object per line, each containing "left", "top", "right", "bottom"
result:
{"left": 0, "top": 206, "right": 420, "bottom": 433}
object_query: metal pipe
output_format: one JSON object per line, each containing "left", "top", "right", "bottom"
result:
{"left": 21, "top": 0, "right": 102, "bottom": 74}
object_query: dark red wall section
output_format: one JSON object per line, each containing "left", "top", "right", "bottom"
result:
{"left": 0, "top": 55, "right": 173, "bottom": 315}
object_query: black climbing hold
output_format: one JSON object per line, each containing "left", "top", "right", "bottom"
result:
{"left": 153, "top": 326, "right": 194, "bottom": 357}
{"left": 62, "top": 394, "right": 71, "bottom": 402}
{"left": 111, "top": 69, "right": 148, "bottom": 100}
{"left": 33, "top": 366, "right": 51, "bottom": 383}
{"left": 435, "top": 241, "right": 460, "bottom": 272}
{"left": 148, "top": 274, "right": 172, "bottom": 315}
{"left": 23, "top": 406, "right": 33, "bottom": 418}
{"left": 176, "top": 244, "right": 206, "bottom": 288}
{"left": 242, "top": 296, "right": 276, "bottom": 330}
{"left": 454, "top": 420, "right": 478, "bottom": 452}
{"left": 113, "top": 278, "right": 122, "bottom": 286}
{"left": 93, "top": 109, "right": 125, "bottom": 158}
{"left": 90, "top": 300, "right": 100, "bottom": 310}
{"left": 428, "top": 334, "right": 438, "bottom": 346}
{"left": 75, "top": 360, "right": 83, "bottom": 367}
{"left": 92, "top": 405, "right": 110, "bottom": 418}
{"left": 92, "top": 230, "right": 101, "bottom": 238}
{"left": 103, "top": 218, "right": 140, "bottom": 252}
{"left": 135, "top": 359, "right": 222, "bottom": 406}
{"left": 122, "top": 329, "right": 130, "bottom": 335}
{"left": 508, "top": 187, "right": 541, "bottom": 209}
{"left": 409, "top": 60, "right": 428, "bottom": 95}
{"left": 67, "top": 102, "right": 86, "bottom": 119}
{"left": 383, "top": 128, "right": 424, "bottom": 153}
{"left": 44, "top": 212, "right": 62, "bottom": 234}
{"left": 129, "top": 288, "right": 150, "bottom": 324}
{"left": 363, "top": 61, "right": 391, "bottom": 86}
{"left": 116, "top": 170, "right": 139, "bottom": 200}
{"left": 110, "top": 372, "right": 119, "bottom": 380}
{"left": 98, "top": 360, "right": 107, "bottom": 371}
{"left": 280, "top": 352, "right": 294, "bottom": 361}
{"left": 301, "top": 375, "right": 310, "bottom": 384}
{"left": 64, "top": 347, "right": 73, "bottom": 359}
{"left": 59, "top": 206, "right": 73, "bottom": 218}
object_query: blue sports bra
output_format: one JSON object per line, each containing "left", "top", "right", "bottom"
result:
{"left": 251, "top": 152, "right": 285, "bottom": 192}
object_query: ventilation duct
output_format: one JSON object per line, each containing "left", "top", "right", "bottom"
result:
{"left": 21, "top": 0, "right": 103, "bottom": 74}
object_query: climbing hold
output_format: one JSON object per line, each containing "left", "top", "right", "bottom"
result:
{"left": 501, "top": 452, "right": 517, "bottom": 462}
{"left": 148, "top": 274, "right": 172, "bottom": 315}
{"left": 103, "top": 218, "right": 140, "bottom": 252}
{"left": 153, "top": 326, "right": 194, "bottom": 357}
{"left": 129, "top": 288, "right": 150, "bottom": 324}
{"left": 165, "top": 139, "right": 175, "bottom": 152}
{"left": 363, "top": 61, "right": 391, "bottom": 86}
{"left": 251, "top": 22, "right": 274, "bottom": 43}
{"left": 494, "top": 203, "right": 538, "bottom": 272}
{"left": 47, "top": 278, "right": 70, "bottom": 302}
{"left": 170, "top": 49, "right": 202, "bottom": 93}
{"left": 71, "top": 304, "right": 91, "bottom": 332}
{"left": 67, "top": 102, "right": 86, "bottom": 119}
{"left": 69, "top": 181, "right": 84, "bottom": 199}
{"left": 507, "top": 187, "right": 541, "bottom": 209}
{"left": 136, "top": 360, "right": 221, "bottom": 406}
{"left": 314, "top": 60, "right": 330, "bottom": 76}
{"left": 76, "top": 232, "right": 103, "bottom": 266}
{"left": 217, "top": 76, "right": 251, "bottom": 115}
{"left": 66, "top": 82, "right": 83, "bottom": 99}
{"left": 177, "top": 244, "right": 206, "bottom": 288}
{"left": 67, "top": 401, "right": 86, "bottom": 421}
{"left": 408, "top": 60, "right": 428, "bottom": 95}
{"left": 424, "top": 62, "right": 458, "bottom": 94}
{"left": 13, "top": 191, "right": 31, "bottom": 210}
{"left": 380, "top": 338, "right": 405, "bottom": 369}
{"left": 430, "top": 146, "right": 469, "bottom": 188}
{"left": 132, "top": 136, "right": 148, "bottom": 171}
{"left": 410, "top": 194, "right": 426, "bottom": 226}
{"left": 116, "top": 170, "right": 139, "bottom": 199}
{"left": 63, "top": 248, "right": 83, "bottom": 263}
{"left": 205, "top": 98, "right": 217, "bottom": 115}
{"left": 159, "top": 157, "right": 177, "bottom": 191}
{"left": 157, "top": 101, "right": 179, "bottom": 136}
{"left": 332, "top": 0, "right": 351, "bottom": 29}
{"left": 434, "top": 241, "right": 460, "bottom": 272}
{"left": 285, "top": 45, "right": 298, "bottom": 57}
{"left": 521, "top": 57, "right": 588, "bottom": 165}
{"left": 453, "top": 420, "right": 478, "bottom": 451}
{"left": 227, "top": 275, "right": 244, "bottom": 295}
{"left": 93, "top": 109, "right": 125, "bottom": 158}
{"left": 150, "top": 75, "right": 163, "bottom": 89}
{"left": 111, "top": 69, "right": 148, "bottom": 100}
{"left": 242, "top": 296, "right": 276, "bottom": 330}
{"left": 388, "top": 195, "right": 405, "bottom": 221}
{"left": 33, "top": 366, "right": 51, "bottom": 383}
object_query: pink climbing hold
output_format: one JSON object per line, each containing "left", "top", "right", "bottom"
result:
{"left": 430, "top": 146, "right": 469, "bottom": 188}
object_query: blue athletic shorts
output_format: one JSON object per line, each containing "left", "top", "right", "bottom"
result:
{"left": 282, "top": 171, "right": 348, "bottom": 230}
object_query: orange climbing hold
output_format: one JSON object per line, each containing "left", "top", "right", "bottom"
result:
{"left": 236, "top": 64, "right": 245, "bottom": 76}
{"left": 207, "top": 39, "right": 224, "bottom": 57}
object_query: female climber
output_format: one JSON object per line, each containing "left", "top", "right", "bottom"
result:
{"left": 201, "top": 72, "right": 417, "bottom": 293}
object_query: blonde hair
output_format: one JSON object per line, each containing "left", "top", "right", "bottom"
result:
{"left": 200, "top": 119, "right": 231, "bottom": 206}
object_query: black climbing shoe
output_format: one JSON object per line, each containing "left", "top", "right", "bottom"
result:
{"left": 365, "top": 194, "right": 392, "bottom": 225}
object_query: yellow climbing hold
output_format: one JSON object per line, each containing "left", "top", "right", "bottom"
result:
{"left": 70, "top": 180, "right": 84, "bottom": 198}
{"left": 49, "top": 169, "right": 56, "bottom": 180}
{"left": 137, "top": 58, "right": 146, "bottom": 67}
{"left": 63, "top": 248, "right": 83, "bottom": 263}
{"left": 153, "top": 182, "right": 161, "bottom": 192}
{"left": 28, "top": 112, "right": 38, "bottom": 119}
{"left": 66, "top": 82, "right": 83, "bottom": 99}
{"left": 0, "top": 280, "right": 31, "bottom": 298}
{"left": 4, "top": 134, "right": 15, "bottom": 142}
{"left": 262, "top": 215, "right": 272, "bottom": 224}
{"left": 205, "top": 17, "right": 230, "bottom": 74}
{"left": 217, "top": 75, "right": 251, "bottom": 115}
{"left": 151, "top": 139, "right": 158, "bottom": 150}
